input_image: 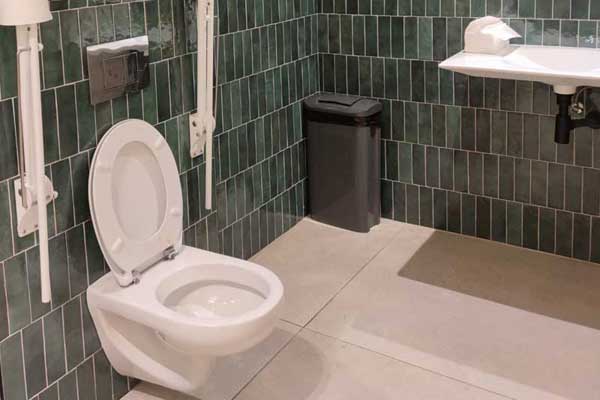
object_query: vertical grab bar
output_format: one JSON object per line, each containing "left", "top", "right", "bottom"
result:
{"left": 16, "top": 46, "right": 30, "bottom": 208}
{"left": 193, "top": 0, "right": 218, "bottom": 210}
{"left": 22, "top": 24, "right": 51, "bottom": 303}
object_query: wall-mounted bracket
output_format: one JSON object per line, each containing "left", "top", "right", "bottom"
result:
{"left": 190, "top": 113, "right": 208, "bottom": 158}
{"left": 14, "top": 175, "right": 58, "bottom": 237}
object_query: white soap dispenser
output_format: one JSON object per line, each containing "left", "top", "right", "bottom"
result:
{"left": 464, "top": 16, "right": 521, "bottom": 55}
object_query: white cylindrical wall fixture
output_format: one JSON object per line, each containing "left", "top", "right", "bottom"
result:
{"left": 0, "top": 0, "right": 52, "bottom": 26}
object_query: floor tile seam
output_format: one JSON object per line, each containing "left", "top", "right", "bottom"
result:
{"left": 299, "top": 226, "right": 408, "bottom": 328}
{"left": 230, "top": 325, "right": 303, "bottom": 400}
{"left": 301, "top": 326, "right": 516, "bottom": 400}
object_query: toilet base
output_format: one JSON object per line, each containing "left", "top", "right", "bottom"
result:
{"left": 92, "top": 309, "right": 215, "bottom": 395}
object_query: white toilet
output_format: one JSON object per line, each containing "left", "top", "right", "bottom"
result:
{"left": 86, "top": 119, "right": 284, "bottom": 396}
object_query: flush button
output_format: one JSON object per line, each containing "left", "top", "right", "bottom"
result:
{"left": 103, "top": 56, "right": 127, "bottom": 89}
{"left": 87, "top": 36, "right": 150, "bottom": 105}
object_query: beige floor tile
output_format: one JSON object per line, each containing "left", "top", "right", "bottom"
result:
{"left": 235, "top": 329, "right": 509, "bottom": 400}
{"left": 308, "top": 223, "right": 600, "bottom": 400}
{"left": 121, "top": 321, "right": 300, "bottom": 400}
{"left": 251, "top": 218, "right": 402, "bottom": 326}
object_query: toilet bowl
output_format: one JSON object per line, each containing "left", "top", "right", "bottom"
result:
{"left": 86, "top": 119, "right": 284, "bottom": 396}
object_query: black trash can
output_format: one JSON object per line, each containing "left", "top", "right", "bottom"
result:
{"left": 303, "top": 94, "right": 382, "bottom": 233}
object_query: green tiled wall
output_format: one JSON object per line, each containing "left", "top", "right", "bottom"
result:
{"left": 0, "top": 0, "right": 318, "bottom": 398}
{"left": 319, "top": 0, "right": 600, "bottom": 263}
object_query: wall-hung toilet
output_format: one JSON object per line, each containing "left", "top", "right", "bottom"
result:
{"left": 86, "top": 119, "right": 284, "bottom": 396}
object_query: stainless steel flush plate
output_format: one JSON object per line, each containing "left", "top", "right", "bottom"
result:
{"left": 86, "top": 36, "right": 150, "bottom": 105}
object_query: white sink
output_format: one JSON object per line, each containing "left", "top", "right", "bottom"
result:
{"left": 440, "top": 45, "right": 600, "bottom": 95}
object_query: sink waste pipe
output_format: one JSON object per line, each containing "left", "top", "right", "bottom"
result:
{"left": 555, "top": 90, "right": 600, "bottom": 144}
{"left": 0, "top": 0, "right": 57, "bottom": 303}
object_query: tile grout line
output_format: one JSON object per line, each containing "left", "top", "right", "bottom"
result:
{"left": 300, "top": 225, "right": 406, "bottom": 329}
{"left": 302, "top": 325, "right": 516, "bottom": 400}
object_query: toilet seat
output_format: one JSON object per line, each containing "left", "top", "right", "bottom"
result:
{"left": 89, "top": 119, "right": 183, "bottom": 286}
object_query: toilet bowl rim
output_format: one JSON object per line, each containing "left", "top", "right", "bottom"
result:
{"left": 87, "top": 246, "right": 284, "bottom": 331}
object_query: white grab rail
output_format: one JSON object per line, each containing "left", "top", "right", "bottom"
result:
{"left": 190, "top": 0, "right": 217, "bottom": 210}
{"left": 15, "top": 24, "right": 56, "bottom": 303}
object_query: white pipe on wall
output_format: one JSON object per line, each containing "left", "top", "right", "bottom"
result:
{"left": 27, "top": 25, "right": 52, "bottom": 303}
{"left": 191, "top": 0, "right": 216, "bottom": 210}
{"left": 204, "top": 0, "right": 215, "bottom": 210}
{"left": 5, "top": 0, "right": 54, "bottom": 304}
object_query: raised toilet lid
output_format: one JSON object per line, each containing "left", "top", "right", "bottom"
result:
{"left": 89, "top": 119, "right": 183, "bottom": 286}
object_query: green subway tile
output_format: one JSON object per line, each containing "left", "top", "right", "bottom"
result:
{"left": 48, "top": 233, "right": 69, "bottom": 307}
{"left": 158, "top": 0, "right": 175, "bottom": 59}
{"left": 491, "top": 198, "right": 506, "bottom": 242}
{"left": 519, "top": 0, "right": 535, "bottom": 17}
{"left": 364, "top": 16, "right": 377, "bottom": 57}
{"left": 507, "top": 201, "right": 522, "bottom": 245}
{"left": 543, "top": 19, "right": 560, "bottom": 46}
{"left": 539, "top": 207, "right": 555, "bottom": 253}
{"left": 56, "top": 85, "right": 78, "bottom": 158}
{"left": 412, "top": 144, "right": 425, "bottom": 185}
{"left": 79, "top": 8, "right": 98, "bottom": 78}
{"left": 112, "top": 96, "right": 127, "bottom": 123}
{"left": 418, "top": 17, "right": 432, "bottom": 60}
{"left": 0, "top": 26, "right": 17, "bottom": 99}
{"left": 5, "top": 253, "right": 31, "bottom": 332}
{"left": 146, "top": 0, "right": 161, "bottom": 61}
{"left": 476, "top": 196, "right": 491, "bottom": 239}
{"left": 579, "top": 21, "right": 597, "bottom": 48}
{"left": 60, "top": 11, "right": 82, "bottom": 83}
{"left": 77, "top": 358, "right": 96, "bottom": 400}
{"left": 573, "top": 213, "right": 590, "bottom": 261}
{"left": 531, "top": 160, "right": 547, "bottom": 206}
{"left": 113, "top": 4, "right": 131, "bottom": 40}
{"left": 75, "top": 82, "right": 96, "bottom": 150}
{"left": 97, "top": 5, "right": 115, "bottom": 43}
{"left": 94, "top": 352, "right": 113, "bottom": 400}
{"left": 555, "top": 211, "right": 572, "bottom": 257}
{"left": 468, "top": 152, "right": 483, "bottom": 195}
{"left": 23, "top": 319, "right": 46, "bottom": 397}
{"left": 65, "top": 227, "right": 86, "bottom": 298}
{"left": 523, "top": 205, "right": 539, "bottom": 249}
{"left": 548, "top": 163, "right": 565, "bottom": 209}
{"left": 131, "top": 2, "right": 147, "bottom": 37}
{"left": 379, "top": 16, "right": 391, "bottom": 58}
{"left": 169, "top": 58, "right": 183, "bottom": 117}
{"left": 525, "top": 19, "right": 542, "bottom": 45}
{"left": 1, "top": 332, "right": 27, "bottom": 399}
{"left": 406, "top": 184, "right": 419, "bottom": 224}
{"left": 0, "top": 99, "right": 17, "bottom": 181}
{"left": 44, "top": 307, "right": 66, "bottom": 382}
{"left": 440, "top": 0, "right": 454, "bottom": 16}
{"left": 499, "top": 156, "right": 514, "bottom": 200}
{"left": 39, "top": 383, "right": 58, "bottom": 400}
{"left": 461, "top": 193, "right": 475, "bottom": 236}
{"left": 58, "top": 371, "right": 78, "bottom": 400}
{"left": 0, "top": 263, "right": 7, "bottom": 340}
{"left": 426, "top": 146, "right": 439, "bottom": 187}
{"left": 41, "top": 16, "right": 64, "bottom": 88}
{"left": 156, "top": 61, "right": 171, "bottom": 122}
{"left": 560, "top": 20, "right": 578, "bottom": 46}
{"left": 571, "top": 0, "right": 589, "bottom": 19}
{"left": 51, "top": 159, "right": 74, "bottom": 233}
{"left": 583, "top": 168, "right": 600, "bottom": 215}
{"left": 404, "top": 17, "right": 418, "bottom": 58}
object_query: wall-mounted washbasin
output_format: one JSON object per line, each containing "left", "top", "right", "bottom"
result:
{"left": 440, "top": 45, "right": 600, "bottom": 95}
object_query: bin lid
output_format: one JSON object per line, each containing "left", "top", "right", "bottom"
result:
{"left": 304, "top": 94, "right": 382, "bottom": 118}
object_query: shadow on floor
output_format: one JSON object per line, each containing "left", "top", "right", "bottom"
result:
{"left": 398, "top": 231, "right": 600, "bottom": 330}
